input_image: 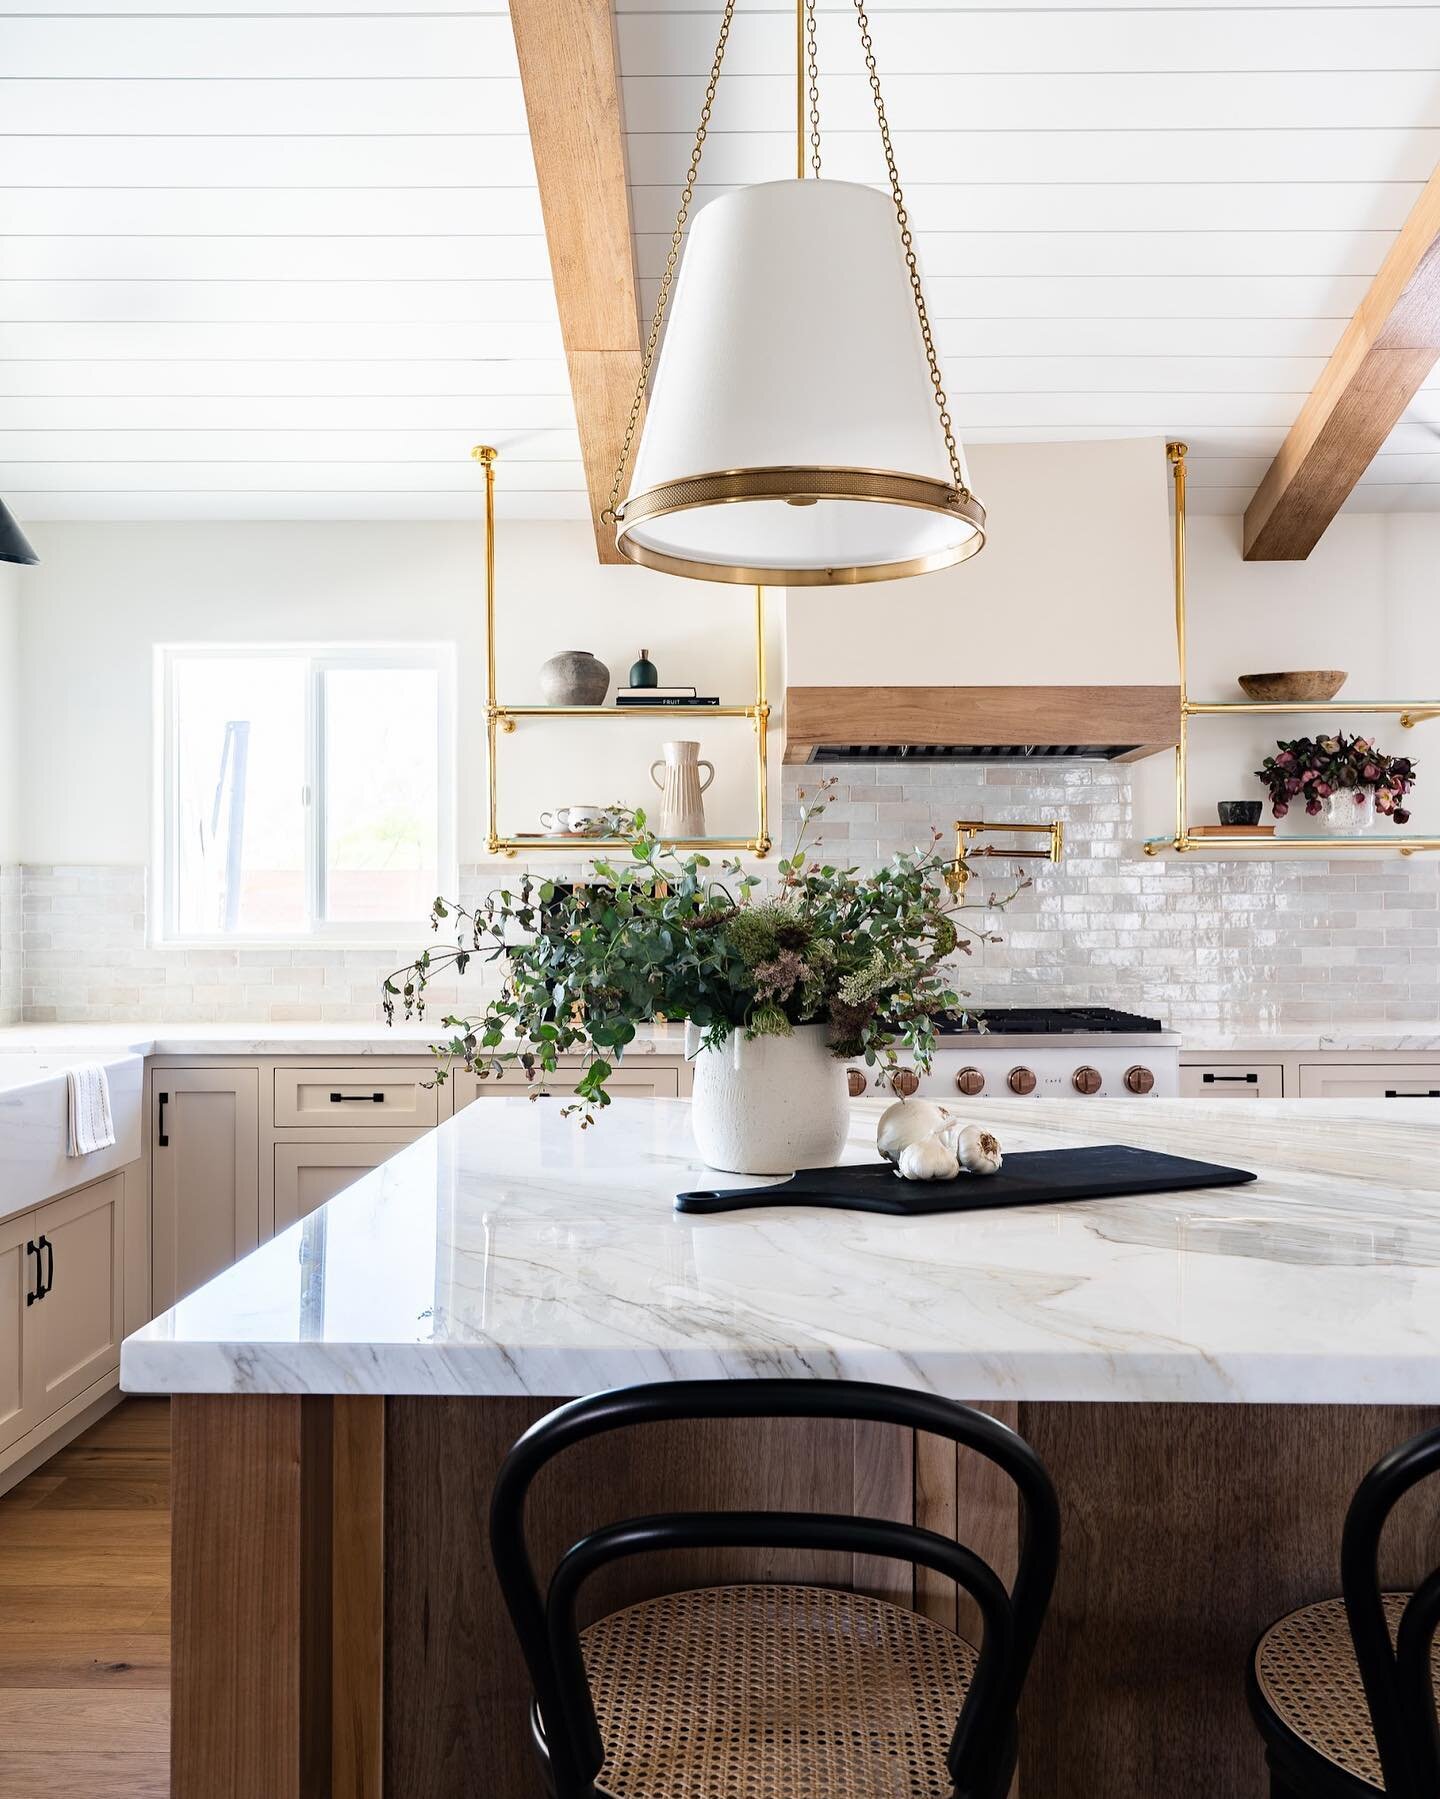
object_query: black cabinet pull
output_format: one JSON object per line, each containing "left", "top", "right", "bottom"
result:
{"left": 1385, "top": 1089, "right": 1440, "bottom": 1098}
{"left": 24, "top": 1240, "right": 38, "bottom": 1307}
{"left": 330, "top": 1091, "right": 385, "bottom": 1104}
{"left": 157, "top": 1090, "right": 169, "bottom": 1146}
{"left": 1203, "top": 1072, "right": 1259, "bottom": 1085}
{"left": 36, "top": 1235, "right": 53, "bottom": 1301}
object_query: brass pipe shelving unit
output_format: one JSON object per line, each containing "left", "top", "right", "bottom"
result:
{"left": 1144, "top": 440, "right": 1440, "bottom": 858}
{"left": 476, "top": 446, "right": 772, "bottom": 859}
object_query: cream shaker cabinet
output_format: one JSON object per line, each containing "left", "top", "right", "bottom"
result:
{"left": 0, "top": 1208, "right": 42, "bottom": 1455}
{"left": 151, "top": 1066, "right": 260, "bottom": 1311}
{"left": 1297, "top": 1064, "right": 1440, "bottom": 1101}
{"left": 272, "top": 1132, "right": 430, "bottom": 1232}
{"left": 0, "top": 1171, "right": 123, "bottom": 1458}
{"left": 1180, "top": 1064, "right": 1284, "bottom": 1100}
{"left": 450, "top": 1065, "right": 682, "bottom": 1111}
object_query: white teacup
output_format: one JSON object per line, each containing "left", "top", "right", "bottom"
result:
{"left": 540, "top": 804, "right": 605, "bottom": 834}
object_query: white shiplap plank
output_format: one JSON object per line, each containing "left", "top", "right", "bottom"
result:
{"left": 0, "top": 16, "right": 514, "bottom": 78}
{"left": 0, "top": 280, "right": 560, "bottom": 325}
{"left": 0, "top": 457, "right": 585, "bottom": 491}
{"left": 615, "top": 9, "right": 1440, "bottom": 78}
{"left": 613, "top": 0, "right": 1430, "bottom": 14}
{"left": 622, "top": 129, "right": 1440, "bottom": 187}
{"left": 0, "top": 135, "right": 539, "bottom": 187}
{"left": 0, "top": 359, "right": 573, "bottom": 399}
{"left": 942, "top": 394, "right": 1309, "bottom": 428}
{"left": 0, "top": 188, "right": 547, "bottom": 238}
{"left": 0, "top": 78, "right": 527, "bottom": 136}
{"left": 10, "top": 495, "right": 585, "bottom": 526}
{"left": 928, "top": 318, "right": 1345, "bottom": 357}
{"left": 2, "top": 236, "right": 551, "bottom": 282}
{"left": 0, "top": 427, "right": 582, "bottom": 460}
{"left": 0, "top": 396, "right": 579, "bottom": 430}
{"left": 640, "top": 271, "right": 1370, "bottom": 319}
{"left": 630, "top": 181, "right": 1428, "bottom": 236}
{"left": 621, "top": 72, "right": 1440, "bottom": 134}
{"left": 0, "top": 321, "right": 567, "bottom": 360}
{"left": 635, "top": 228, "right": 1398, "bottom": 280}
{"left": 0, "top": 0, "right": 505, "bottom": 13}
{"left": 935, "top": 356, "right": 1328, "bottom": 394}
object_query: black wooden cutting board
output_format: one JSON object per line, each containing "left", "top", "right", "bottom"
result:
{"left": 675, "top": 1144, "right": 1257, "bottom": 1217}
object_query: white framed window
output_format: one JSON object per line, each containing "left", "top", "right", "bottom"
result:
{"left": 155, "top": 644, "right": 456, "bottom": 941}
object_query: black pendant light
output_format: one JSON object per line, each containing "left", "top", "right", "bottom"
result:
{"left": 0, "top": 498, "right": 37, "bottom": 566}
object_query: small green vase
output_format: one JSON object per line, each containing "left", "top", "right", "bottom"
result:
{"left": 628, "top": 649, "right": 658, "bottom": 689}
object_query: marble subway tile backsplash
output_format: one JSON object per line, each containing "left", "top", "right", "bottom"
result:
{"left": 10, "top": 766, "right": 1440, "bottom": 1031}
{"left": 785, "top": 763, "right": 1440, "bottom": 1032}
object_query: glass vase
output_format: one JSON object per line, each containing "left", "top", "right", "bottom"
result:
{"left": 1325, "top": 789, "right": 1376, "bottom": 835}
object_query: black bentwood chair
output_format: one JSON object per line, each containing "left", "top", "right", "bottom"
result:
{"left": 1248, "top": 1423, "right": 1440, "bottom": 1798}
{"left": 488, "top": 1379, "right": 1060, "bottom": 1799}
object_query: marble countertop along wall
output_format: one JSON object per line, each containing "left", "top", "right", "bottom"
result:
{"left": 0, "top": 1020, "right": 692, "bottom": 1058}
{"left": 1179, "top": 1025, "right": 1440, "bottom": 1052}
{"left": 122, "top": 1094, "right": 1440, "bottom": 1406}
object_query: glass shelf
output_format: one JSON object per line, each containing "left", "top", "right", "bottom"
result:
{"left": 1145, "top": 834, "right": 1440, "bottom": 856}
{"left": 493, "top": 703, "right": 761, "bottom": 719}
{"left": 495, "top": 835, "right": 767, "bottom": 854}
{"left": 1187, "top": 700, "right": 1440, "bottom": 720}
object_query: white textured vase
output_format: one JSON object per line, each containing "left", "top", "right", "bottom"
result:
{"left": 649, "top": 739, "right": 714, "bottom": 839}
{"left": 685, "top": 1021, "right": 850, "bottom": 1175}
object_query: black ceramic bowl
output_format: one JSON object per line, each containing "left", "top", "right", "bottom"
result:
{"left": 1218, "top": 800, "right": 1263, "bottom": 827}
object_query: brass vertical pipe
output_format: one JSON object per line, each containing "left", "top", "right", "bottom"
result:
{"left": 754, "top": 584, "right": 770, "bottom": 853}
{"left": 796, "top": 0, "right": 805, "bottom": 178}
{"left": 474, "top": 444, "right": 500, "bottom": 852}
{"left": 1167, "top": 440, "right": 1189, "bottom": 851}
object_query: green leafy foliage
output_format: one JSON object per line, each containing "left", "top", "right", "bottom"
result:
{"left": 382, "top": 779, "right": 1025, "bottom": 1124}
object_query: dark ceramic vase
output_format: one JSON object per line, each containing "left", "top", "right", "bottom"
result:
{"left": 1218, "top": 800, "right": 1263, "bottom": 827}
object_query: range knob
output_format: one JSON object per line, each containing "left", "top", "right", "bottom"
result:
{"left": 847, "top": 1069, "right": 867, "bottom": 1097}
{"left": 1072, "top": 1066, "right": 1103, "bottom": 1095}
{"left": 1007, "top": 1066, "right": 1036, "bottom": 1095}
{"left": 1125, "top": 1065, "right": 1155, "bottom": 1095}
{"left": 954, "top": 1066, "right": 985, "bottom": 1096}
{"left": 891, "top": 1069, "right": 921, "bottom": 1098}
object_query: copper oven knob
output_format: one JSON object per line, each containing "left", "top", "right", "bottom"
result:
{"left": 1072, "top": 1066, "right": 1103, "bottom": 1095}
{"left": 955, "top": 1066, "right": 985, "bottom": 1097}
{"left": 891, "top": 1069, "right": 921, "bottom": 1098}
{"left": 1124, "top": 1065, "right": 1155, "bottom": 1095}
{"left": 846, "top": 1069, "right": 867, "bottom": 1097}
{"left": 1007, "top": 1066, "right": 1036, "bottom": 1096}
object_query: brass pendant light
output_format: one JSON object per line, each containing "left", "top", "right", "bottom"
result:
{"left": 606, "top": 0, "right": 985, "bottom": 587}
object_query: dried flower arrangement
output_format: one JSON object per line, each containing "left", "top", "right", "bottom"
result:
{"left": 1255, "top": 733, "right": 1416, "bottom": 825}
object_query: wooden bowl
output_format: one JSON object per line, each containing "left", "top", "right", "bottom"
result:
{"left": 1238, "top": 670, "right": 1347, "bottom": 703}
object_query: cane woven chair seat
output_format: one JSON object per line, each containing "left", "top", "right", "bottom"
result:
{"left": 1252, "top": 1594, "right": 1440, "bottom": 1791}
{"left": 579, "top": 1583, "right": 979, "bottom": 1799}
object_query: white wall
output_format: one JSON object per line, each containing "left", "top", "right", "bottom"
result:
{"left": 785, "top": 437, "right": 1176, "bottom": 687}
{"left": 1134, "top": 511, "right": 1440, "bottom": 841}
{"left": 17, "top": 520, "right": 783, "bottom": 867}
{"left": 0, "top": 563, "right": 21, "bottom": 864}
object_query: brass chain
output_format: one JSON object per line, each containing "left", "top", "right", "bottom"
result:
{"left": 603, "top": 0, "right": 736, "bottom": 524}
{"left": 806, "top": 0, "right": 821, "bottom": 178}
{"left": 851, "top": 0, "right": 970, "bottom": 503}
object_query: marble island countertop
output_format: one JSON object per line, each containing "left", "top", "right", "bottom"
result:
{"left": 121, "top": 1094, "right": 1440, "bottom": 1406}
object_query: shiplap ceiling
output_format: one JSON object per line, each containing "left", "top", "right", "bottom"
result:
{"left": 3, "top": 0, "right": 1439, "bottom": 524}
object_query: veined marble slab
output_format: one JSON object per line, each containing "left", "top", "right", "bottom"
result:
{"left": 121, "top": 1095, "right": 1440, "bottom": 1406}
{"left": 0, "top": 1020, "right": 689, "bottom": 1059}
{"left": 1184, "top": 1026, "right": 1440, "bottom": 1052}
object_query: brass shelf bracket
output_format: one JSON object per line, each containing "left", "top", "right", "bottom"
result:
{"left": 478, "top": 446, "right": 771, "bottom": 858}
{"left": 1145, "top": 441, "right": 1439, "bottom": 858}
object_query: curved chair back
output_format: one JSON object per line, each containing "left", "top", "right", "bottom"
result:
{"left": 489, "top": 1379, "right": 1060, "bottom": 1799}
{"left": 1340, "top": 1422, "right": 1440, "bottom": 1797}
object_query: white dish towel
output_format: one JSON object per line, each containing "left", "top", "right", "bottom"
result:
{"left": 67, "top": 1062, "right": 116, "bottom": 1157}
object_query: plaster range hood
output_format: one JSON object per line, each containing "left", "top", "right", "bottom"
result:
{"left": 781, "top": 438, "right": 1182, "bottom": 767}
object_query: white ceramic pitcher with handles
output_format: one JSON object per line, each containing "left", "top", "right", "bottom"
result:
{"left": 648, "top": 739, "right": 714, "bottom": 839}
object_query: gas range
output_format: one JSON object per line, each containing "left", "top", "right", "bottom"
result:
{"left": 850, "top": 1006, "right": 1181, "bottom": 1102}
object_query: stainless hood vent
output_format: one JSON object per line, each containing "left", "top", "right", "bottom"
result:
{"left": 812, "top": 743, "right": 1140, "bottom": 764}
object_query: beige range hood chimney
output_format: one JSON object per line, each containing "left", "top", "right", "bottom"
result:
{"left": 783, "top": 438, "right": 1181, "bottom": 765}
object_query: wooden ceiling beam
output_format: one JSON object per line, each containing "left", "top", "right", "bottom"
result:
{"left": 1243, "top": 165, "right": 1440, "bottom": 561}
{"left": 508, "top": 0, "right": 640, "bottom": 564}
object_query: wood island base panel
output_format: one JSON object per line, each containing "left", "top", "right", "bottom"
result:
{"left": 169, "top": 1394, "right": 1440, "bottom": 1799}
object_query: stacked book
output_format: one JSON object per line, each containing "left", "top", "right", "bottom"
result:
{"left": 615, "top": 685, "right": 719, "bottom": 708}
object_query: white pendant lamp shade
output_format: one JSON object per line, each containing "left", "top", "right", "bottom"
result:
{"left": 615, "top": 179, "right": 984, "bottom": 585}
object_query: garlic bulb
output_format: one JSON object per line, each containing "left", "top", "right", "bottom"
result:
{"left": 876, "top": 1098, "right": 952, "bottom": 1166}
{"left": 897, "top": 1135, "right": 960, "bottom": 1182}
{"left": 950, "top": 1123, "right": 1003, "bottom": 1177}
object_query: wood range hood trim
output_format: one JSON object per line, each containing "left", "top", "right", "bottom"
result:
{"left": 782, "top": 685, "right": 1182, "bottom": 765}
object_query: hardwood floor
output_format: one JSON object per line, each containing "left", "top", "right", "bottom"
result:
{"left": 0, "top": 1399, "right": 170, "bottom": 1799}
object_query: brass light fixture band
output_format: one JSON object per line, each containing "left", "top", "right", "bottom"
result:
{"left": 615, "top": 465, "right": 987, "bottom": 586}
